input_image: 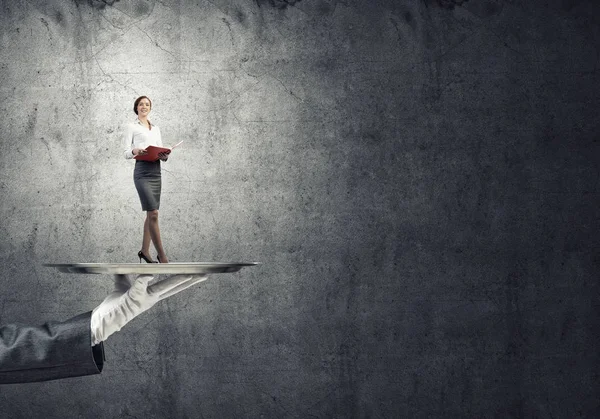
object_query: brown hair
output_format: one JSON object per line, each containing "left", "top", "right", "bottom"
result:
{"left": 133, "top": 96, "right": 152, "bottom": 115}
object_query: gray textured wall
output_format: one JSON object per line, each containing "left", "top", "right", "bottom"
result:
{"left": 1, "top": 0, "right": 598, "bottom": 417}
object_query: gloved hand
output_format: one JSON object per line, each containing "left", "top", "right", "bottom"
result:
{"left": 90, "top": 273, "right": 208, "bottom": 345}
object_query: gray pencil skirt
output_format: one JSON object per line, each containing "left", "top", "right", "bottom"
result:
{"left": 134, "top": 160, "right": 161, "bottom": 211}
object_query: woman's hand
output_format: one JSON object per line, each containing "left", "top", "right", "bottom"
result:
{"left": 133, "top": 148, "right": 147, "bottom": 156}
{"left": 158, "top": 151, "right": 170, "bottom": 161}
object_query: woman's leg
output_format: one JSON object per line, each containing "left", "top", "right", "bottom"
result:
{"left": 140, "top": 217, "right": 152, "bottom": 259}
{"left": 147, "top": 209, "right": 168, "bottom": 263}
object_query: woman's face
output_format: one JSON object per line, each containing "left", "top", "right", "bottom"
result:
{"left": 137, "top": 98, "right": 151, "bottom": 117}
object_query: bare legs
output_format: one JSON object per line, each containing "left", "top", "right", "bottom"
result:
{"left": 140, "top": 218, "right": 153, "bottom": 261}
{"left": 141, "top": 209, "right": 169, "bottom": 263}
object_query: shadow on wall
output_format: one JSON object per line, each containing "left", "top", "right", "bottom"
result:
{"left": 256, "top": 0, "right": 302, "bottom": 9}
{"left": 428, "top": 0, "right": 470, "bottom": 9}
{"left": 24, "top": 0, "right": 123, "bottom": 28}
{"left": 256, "top": 0, "right": 470, "bottom": 10}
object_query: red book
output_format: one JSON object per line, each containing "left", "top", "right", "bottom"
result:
{"left": 134, "top": 141, "right": 183, "bottom": 162}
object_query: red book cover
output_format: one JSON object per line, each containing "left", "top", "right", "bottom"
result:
{"left": 134, "top": 141, "right": 183, "bottom": 162}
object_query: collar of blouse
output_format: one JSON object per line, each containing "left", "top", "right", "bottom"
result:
{"left": 135, "top": 118, "right": 153, "bottom": 129}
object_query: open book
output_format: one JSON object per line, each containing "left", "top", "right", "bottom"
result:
{"left": 135, "top": 141, "right": 183, "bottom": 162}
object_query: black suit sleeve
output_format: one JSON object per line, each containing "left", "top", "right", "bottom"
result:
{"left": 0, "top": 311, "right": 105, "bottom": 384}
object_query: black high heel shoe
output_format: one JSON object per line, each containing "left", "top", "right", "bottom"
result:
{"left": 157, "top": 254, "right": 167, "bottom": 263}
{"left": 138, "top": 250, "right": 156, "bottom": 263}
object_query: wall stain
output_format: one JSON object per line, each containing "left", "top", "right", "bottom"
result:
{"left": 74, "top": 0, "right": 121, "bottom": 9}
{"left": 53, "top": 10, "right": 65, "bottom": 26}
{"left": 39, "top": 17, "right": 50, "bottom": 33}
{"left": 235, "top": 8, "right": 246, "bottom": 23}
{"left": 134, "top": 1, "right": 151, "bottom": 16}
{"left": 24, "top": 105, "right": 38, "bottom": 141}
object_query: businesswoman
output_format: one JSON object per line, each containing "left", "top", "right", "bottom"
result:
{"left": 123, "top": 96, "right": 169, "bottom": 263}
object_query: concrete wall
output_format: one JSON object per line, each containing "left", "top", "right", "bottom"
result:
{"left": 1, "top": 0, "right": 598, "bottom": 417}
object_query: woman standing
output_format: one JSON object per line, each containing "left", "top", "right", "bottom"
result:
{"left": 123, "top": 96, "right": 169, "bottom": 263}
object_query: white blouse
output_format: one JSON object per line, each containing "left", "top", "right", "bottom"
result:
{"left": 123, "top": 119, "right": 163, "bottom": 159}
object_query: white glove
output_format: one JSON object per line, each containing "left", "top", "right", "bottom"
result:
{"left": 90, "top": 273, "right": 208, "bottom": 345}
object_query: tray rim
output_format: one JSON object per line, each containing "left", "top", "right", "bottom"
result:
{"left": 43, "top": 262, "right": 260, "bottom": 275}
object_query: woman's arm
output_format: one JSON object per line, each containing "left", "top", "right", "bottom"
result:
{"left": 155, "top": 125, "right": 163, "bottom": 148}
{"left": 123, "top": 123, "right": 135, "bottom": 159}
{"left": 155, "top": 126, "right": 168, "bottom": 161}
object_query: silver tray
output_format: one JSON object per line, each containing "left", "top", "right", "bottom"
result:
{"left": 44, "top": 262, "right": 259, "bottom": 275}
